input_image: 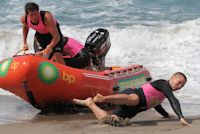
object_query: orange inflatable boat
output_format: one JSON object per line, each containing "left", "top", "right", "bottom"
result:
{"left": 0, "top": 29, "right": 151, "bottom": 111}
{"left": 0, "top": 54, "right": 151, "bottom": 110}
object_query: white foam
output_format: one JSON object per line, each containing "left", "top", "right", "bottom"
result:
{"left": 101, "top": 0, "right": 134, "bottom": 7}
{"left": 0, "top": 29, "right": 35, "bottom": 60}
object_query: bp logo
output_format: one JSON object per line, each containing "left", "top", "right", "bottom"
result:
{"left": 0, "top": 58, "right": 12, "bottom": 77}
{"left": 38, "top": 62, "right": 59, "bottom": 84}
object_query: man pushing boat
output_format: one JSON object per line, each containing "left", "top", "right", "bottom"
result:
{"left": 21, "top": 2, "right": 90, "bottom": 68}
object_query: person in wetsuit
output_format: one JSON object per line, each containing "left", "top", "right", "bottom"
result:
{"left": 21, "top": 2, "right": 90, "bottom": 68}
{"left": 73, "top": 72, "right": 191, "bottom": 127}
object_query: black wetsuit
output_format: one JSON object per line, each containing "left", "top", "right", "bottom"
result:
{"left": 113, "top": 79, "right": 184, "bottom": 119}
{"left": 63, "top": 48, "right": 91, "bottom": 68}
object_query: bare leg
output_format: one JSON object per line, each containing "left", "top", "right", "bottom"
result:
{"left": 73, "top": 98, "right": 131, "bottom": 126}
{"left": 93, "top": 93, "right": 139, "bottom": 106}
{"left": 73, "top": 98, "right": 109, "bottom": 120}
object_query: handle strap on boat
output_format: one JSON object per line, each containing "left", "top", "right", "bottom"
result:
{"left": 22, "top": 80, "right": 39, "bottom": 109}
{"left": 14, "top": 49, "right": 27, "bottom": 56}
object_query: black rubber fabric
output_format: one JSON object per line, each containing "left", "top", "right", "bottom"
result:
{"left": 63, "top": 48, "right": 91, "bottom": 68}
{"left": 112, "top": 88, "right": 147, "bottom": 119}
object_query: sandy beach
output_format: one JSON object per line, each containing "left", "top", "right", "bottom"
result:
{"left": 0, "top": 95, "right": 199, "bottom": 134}
{"left": 0, "top": 109, "right": 199, "bottom": 134}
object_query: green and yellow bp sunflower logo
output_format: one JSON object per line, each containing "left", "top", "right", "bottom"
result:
{"left": 0, "top": 58, "right": 12, "bottom": 77}
{"left": 38, "top": 62, "right": 59, "bottom": 84}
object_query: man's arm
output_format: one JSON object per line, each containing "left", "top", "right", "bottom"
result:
{"left": 161, "top": 85, "right": 184, "bottom": 119}
{"left": 154, "top": 105, "right": 169, "bottom": 118}
{"left": 21, "top": 15, "right": 29, "bottom": 50}
{"left": 152, "top": 80, "right": 184, "bottom": 119}
{"left": 44, "top": 12, "right": 60, "bottom": 50}
{"left": 152, "top": 80, "right": 191, "bottom": 126}
{"left": 36, "top": 12, "right": 61, "bottom": 57}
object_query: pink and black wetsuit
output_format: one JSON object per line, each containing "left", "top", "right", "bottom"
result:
{"left": 113, "top": 79, "right": 184, "bottom": 119}
{"left": 62, "top": 37, "right": 91, "bottom": 68}
{"left": 26, "top": 11, "right": 90, "bottom": 68}
{"left": 141, "top": 83, "right": 166, "bottom": 109}
{"left": 26, "top": 11, "right": 64, "bottom": 57}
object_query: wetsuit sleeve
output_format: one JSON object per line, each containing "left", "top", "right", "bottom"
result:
{"left": 154, "top": 105, "right": 169, "bottom": 117}
{"left": 151, "top": 80, "right": 184, "bottom": 119}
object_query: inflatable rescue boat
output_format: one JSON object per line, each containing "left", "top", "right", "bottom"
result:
{"left": 0, "top": 29, "right": 152, "bottom": 110}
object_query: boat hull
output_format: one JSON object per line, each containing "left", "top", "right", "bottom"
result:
{"left": 0, "top": 55, "right": 151, "bottom": 109}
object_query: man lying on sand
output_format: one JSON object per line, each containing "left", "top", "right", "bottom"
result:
{"left": 73, "top": 72, "right": 191, "bottom": 127}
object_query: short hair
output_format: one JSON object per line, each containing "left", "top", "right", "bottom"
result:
{"left": 25, "top": 2, "right": 39, "bottom": 15}
{"left": 173, "top": 72, "right": 187, "bottom": 82}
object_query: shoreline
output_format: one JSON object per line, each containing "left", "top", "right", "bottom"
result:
{"left": 0, "top": 95, "right": 200, "bottom": 134}
{"left": 0, "top": 111, "right": 200, "bottom": 134}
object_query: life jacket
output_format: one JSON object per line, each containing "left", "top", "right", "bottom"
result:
{"left": 141, "top": 83, "right": 166, "bottom": 109}
{"left": 26, "top": 11, "right": 64, "bottom": 52}
{"left": 63, "top": 37, "right": 84, "bottom": 58}
{"left": 26, "top": 11, "right": 84, "bottom": 59}
{"left": 26, "top": 11, "right": 57, "bottom": 34}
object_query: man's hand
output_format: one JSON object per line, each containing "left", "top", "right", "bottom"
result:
{"left": 180, "top": 118, "right": 192, "bottom": 126}
{"left": 23, "top": 43, "right": 29, "bottom": 51}
{"left": 52, "top": 52, "right": 65, "bottom": 64}
{"left": 93, "top": 94, "right": 105, "bottom": 103}
{"left": 36, "top": 45, "right": 52, "bottom": 58}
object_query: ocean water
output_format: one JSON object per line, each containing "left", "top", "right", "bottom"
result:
{"left": 0, "top": 0, "right": 200, "bottom": 116}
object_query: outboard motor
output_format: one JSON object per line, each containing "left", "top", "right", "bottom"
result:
{"left": 85, "top": 28, "right": 111, "bottom": 70}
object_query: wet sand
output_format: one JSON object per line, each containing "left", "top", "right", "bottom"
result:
{"left": 0, "top": 95, "right": 200, "bottom": 134}
{"left": 0, "top": 111, "right": 200, "bottom": 134}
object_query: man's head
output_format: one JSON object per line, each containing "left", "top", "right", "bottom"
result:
{"left": 169, "top": 72, "right": 187, "bottom": 91}
{"left": 25, "top": 2, "right": 39, "bottom": 23}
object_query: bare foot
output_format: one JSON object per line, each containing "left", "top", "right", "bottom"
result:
{"left": 73, "top": 97, "right": 94, "bottom": 107}
{"left": 93, "top": 94, "right": 105, "bottom": 103}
